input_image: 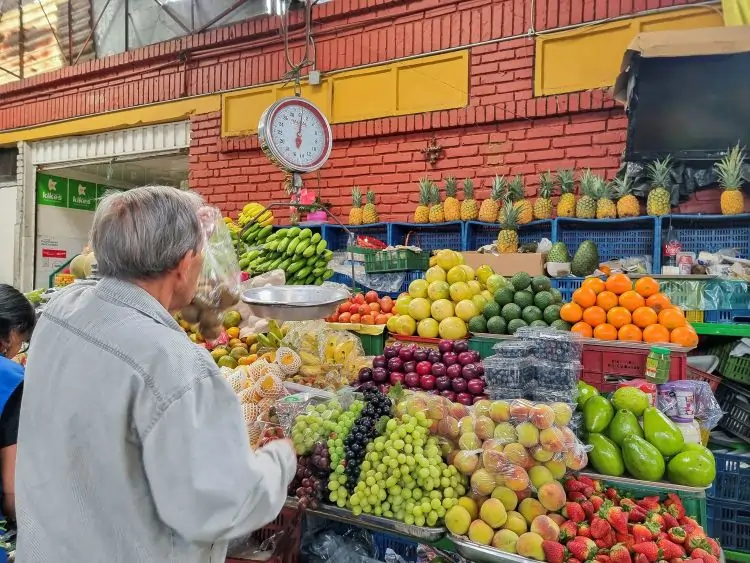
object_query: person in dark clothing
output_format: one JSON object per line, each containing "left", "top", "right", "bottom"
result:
{"left": 0, "top": 284, "right": 36, "bottom": 523}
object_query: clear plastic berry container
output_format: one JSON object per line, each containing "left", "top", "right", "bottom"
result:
{"left": 535, "top": 360, "right": 582, "bottom": 390}
{"left": 515, "top": 327, "right": 583, "bottom": 363}
{"left": 483, "top": 357, "right": 535, "bottom": 388}
{"left": 488, "top": 386, "right": 530, "bottom": 400}
{"left": 491, "top": 340, "right": 536, "bottom": 358}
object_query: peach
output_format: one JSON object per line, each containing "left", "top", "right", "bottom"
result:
{"left": 518, "top": 498, "right": 547, "bottom": 525}
{"left": 544, "top": 459, "right": 567, "bottom": 480}
{"left": 491, "top": 486, "right": 518, "bottom": 511}
{"left": 509, "top": 400, "right": 531, "bottom": 421}
{"left": 459, "top": 416, "right": 475, "bottom": 435}
{"left": 537, "top": 481, "right": 566, "bottom": 512}
{"left": 475, "top": 399, "right": 492, "bottom": 418}
{"left": 471, "top": 468, "right": 498, "bottom": 496}
{"left": 530, "top": 404, "right": 556, "bottom": 429}
{"left": 551, "top": 402, "right": 573, "bottom": 426}
{"left": 468, "top": 520, "right": 494, "bottom": 545}
{"left": 482, "top": 446, "right": 507, "bottom": 473}
{"left": 564, "top": 446, "right": 588, "bottom": 471}
{"left": 445, "top": 505, "right": 472, "bottom": 536}
{"left": 457, "top": 496, "right": 479, "bottom": 520}
{"left": 459, "top": 432, "right": 482, "bottom": 451}
{"left": 504, "top": 443, "right": 533, "bottom": 469}
{"left": 548, "top": 513, "right": 566, "bottom": 526}
{"left": 480, "top": 498, "right": 508, "bottom": 528}
{"left": 504, "top": 511, "right": 528, "bottom": 535}
{"left": 530, "top": 445, "right": 555, "bottom": 463}
{"left": 475, "top": 416, "right": 496, "bottom": 441}
{"left": 517, "top": 532, "right": 545, "bottom": 561}
{"left": 490, "top": 400, "right": 511, "bottom": 422}
{"left": 540, "top": 427, "right": 564, "bottom": 453}
{"left": 492, "top": 529, "right": 519, "bottom": 553}
{"left": 515, "top": 488, "right": 532, "bottom": 502}
{"left": 450, "top": 403, "right": 470, "bottom": 420}
{"left": 559, "top": 426, "right": 578, "bottom": 449}
{"left": 517, "top": 422, "right": 540, "bottom": 447}
{"left": 427, "top": 396, "right": 449, "bottom": 420}
{"left": 504, "top": 465, "right": 531, "bottom": 492}
{"left": 494, "top": 422, "right": 518, "bottom": 444}
{"left": 453, "top": 450, "right": 480, "bottom": 475}
{"left": 437, "top": 416, "right": 460, "bottom": 439}
{"left": 530, "top": 514, "right": 560, "bottom": 541}
{"left": 528, "top": 465, "right": 555, "bottom": 490}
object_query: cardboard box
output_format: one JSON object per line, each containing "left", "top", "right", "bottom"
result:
{"left": 461, "top": 252, "right": 545, "bottom": 277}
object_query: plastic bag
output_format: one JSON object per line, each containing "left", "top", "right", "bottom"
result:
{"left": 515, "top": 326, "right": 583, "bottom": 363}
{"left": 301, "top": 525, "right": 379, "bottom": 563}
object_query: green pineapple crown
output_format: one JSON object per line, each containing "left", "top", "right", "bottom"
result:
{"left": 715, "top": 143, "right": 746, "bottom": 191}
{"left": 491, "top": 175, "right": 507, "bottom": 201}
{"left": 579, "top": 169, "right": 596, "bottom": 197}
{"left": 352, "top": 186, "right": 362, "bottom": 208}
{"left": 500, "top": 200, "right": 521, "bottom": 230}
{"left": 444, "top": 176, "right": 458, "bottom": 197}
{"left": 647, "top": 155, "right": 673, "bottom": 188}
{"left": 596, "top": 177, "right": 613, "bottom": 201}
{"left": 539, "top": 171, "right": 554, "bottom": 199}
{"left": 612, "top": 173, "right": 633, "bottom": 199}
{"left": 463, "top": 178, "right": 475, "bottom": 199}
{"left": 430, "top": 183, "right": 442, "bottom": 205}
{"left": 366, "top": 190, "right": 376, "bottom": 205}
{"left": 509, "top": 175, "right": 525, "bottom": 201}
{"left": 556, "top": 169, "right": 575, "bottom": 194}
{"left": 418, "top": 178, "right": 431, "bottom": 205}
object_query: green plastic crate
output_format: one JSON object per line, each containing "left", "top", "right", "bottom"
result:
{"left": 364, "top": 249, "right": 430, "bottom": 273}
{"left": 726, "top": 550, "right": 750, "bottom": 563}
{"left": 469, "top": 334, "right": 512, "bottom": 358}
{"left": 353, "top": 331, "right": 387, "bottom": 356}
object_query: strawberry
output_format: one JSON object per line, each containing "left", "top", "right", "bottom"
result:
{"left": 634, "top": 554, "right": 651, "bottom": 563}
{"left": 662, "top": 513, "right": 680, "bottom": 530}
{"left": 664, "top": 493, "right": 686, "bottom": 520}
{"left": 569, "top": 492, "right": 588, "bottom": 503}
{"left": 578, "top": 522, "right": 592, "bottom": 539}
{"left": 560, "top": 520, "right": 579, "bottom": 543}
{"left": 599, "top": 500, "right": 629, "bottom": 534}
{"left": 568, "top": 537, "right": 598, "bottom": 561}
{"left": 583, "top": 486, "right": 596, "bottom": 498}
{"left": 637, "top": 497, "right": 661, "bottom": 512}
{"left": 657, "top": 538, "right": 685, "bottom": 560}
{"left": 544, "top": 540, "right": 569, "bottom": 563}
{"left": 578, "top": 475, "right": 599, "bottom": 490}
{"left": 606, "top": 487, "right": 621, "bottom": 502}
{"left": 595, "top": 531, "right": 616, "bottom": 550}
{"left": 685, "top": 532, "right": 707, "bottom": 551}
{"left": 591, "top": 495, "right": 606, "bottom": 512}
{"left": 628, "top": 507, "right": 648, "bottom": 523}
{"left": 563, "top": 502, "right": 587, "bottom": 523}
{"left": 633, "top": 524, "right": 656, "bottom": 544}
{"left": 609, "top": 543, "right": 633, "bottom": 563}
{"left": 648, "top": 512, "right": 666, "bottom": 532}
{"left": 591, "top": 516, "right": 612, "bottom": 539}
{"left": 581, "top": 500, "right": 596, "bottom": 520}
{"left": 620, "top": 498, "right": 638, "bottom": 510}
{"left": 567, "top": 559, "right": 582, "bottom": 563}
{"left": 679, "top": 517, "right": 704, "bottom": 534}
{"left": 632, "top": 542, "right": 660, "bottom": 562}
{"left": 703, "top": 538, "right": 720, "bottom": 557}
{"left": 690, "top": 548, "right": 718, "bottom": 563}
{"left": 615, "top": 533, "right": 635, "bottom": 550}
{"left": 565, "top": 478, "right": 587, "bottom": 493}
{"left": 596, "top": 554, "right": 612, "bottom": 563}
{"left": 667, "top": 527, "right": 686, "bottom": 544}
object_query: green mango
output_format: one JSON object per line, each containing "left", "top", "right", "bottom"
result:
{"left": 611, "top": 386, "right": 650, "bottom": 417}
{"left": 667, "top": 450, "right": 716, "bottom": 487}
{"left": 577, "top": 381, "right": 600, "bottom": 409}
{"left": 583, "top": 396, "right": 614, "bottom": 433}
{"left": 643, "top": 407, "right": 685, "bottom": 457}
{"left": 588, "top": 433, "right": 625, "bottom": 476}
{"left": 607, "top": 409, "right": 643, "bottom": 446}
{"left": 622, "top": 434, "right": 665, "bottom": 482}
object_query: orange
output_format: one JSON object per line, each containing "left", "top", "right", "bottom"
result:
{"left": 571, "top": 322, "right": 593, "bottom": 338}
{"left": 646, "top": 293, "right": 672, "bottom": 313}
{"left": 658, "top": 308, "right": 686, "bottom": 330}
{"left": 619, "top": 290, "right": 646, "bottom": 312}
{"left": 607, "top": 306, "right": 632, "bottom": 329}
{"left": 582, "top": 306, "right": 607, "bottom": 328}
{"left": 560, "top": 302, "right": 584, "bottom": 323}
{"left": 573, "top": 287, "right": 597, "bottom": 309}
{"left": 593, "top": 323, "right": 618, "bottom": 340}
{"left": 226, "top": 327, "right": 241, "bottom": 339}
{"left": 671, "top": 325, "right": 699, "bottom": 347}
{"left": 618, "top": 324, "right": 643, "bottom": 342}
{"left": 632, "top": 306, "right": 658, "bottom": 329}
{"left": 643, "top": 324, "right": 670, "bottom": 344}
{"left": 635, "top": 276, "right": 660, "bottom": 298}
{"left": 600, "top": 265, "right": 612, "bottom": 276}
{"left": 605, "top": 273, "right": 633, "bottom": 295}
{"left": 582, "top": 277, "right": 606, "bottom": 295}
{"left": 596, "top": 291, "right": 619, "bottom": 312}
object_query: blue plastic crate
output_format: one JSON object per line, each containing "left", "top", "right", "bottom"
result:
{"left": 659, "top": 214, "right": 750, "bottom": 257}
{"left": 707, "top": 499, "right": 750, "bottom": 552}
{"left": 550, "top": 277, "right": 585, "bottom": 302}
{"left": 708, "top": 451, "right": 750, "bottom": 505}
{"left": 704, "top": 309, "right": 750, "bottom": 323}
{"left": 390, "top": 222, "right": 465, "bottom": 251}
{"left": 555, "top": 217, "right": 660, "bottom": 271}
{"left": 330, "top": 270, "right": 423, "bottom": 298}
{"left": 464, "top": 220, "right": 553, "bottom": 251}
{"left": 321, "top": 223, "right": 390, "bottom": 252}
{"left": 372, "top": 531, "right": 419, "bottom": 560}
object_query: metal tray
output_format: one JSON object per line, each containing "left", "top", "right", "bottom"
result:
{"left": 578, "top": 471, "right": 710, "bottom": 494}
{"left": 241, "top": 285, "right": 349, "bottom": 321}
{"left": 450, "top": 535, "right": 532, "bottom": 563}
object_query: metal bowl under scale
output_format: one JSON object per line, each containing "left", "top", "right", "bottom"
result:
{"left": 240, "top": 285, "right": 350, "bottom": 321}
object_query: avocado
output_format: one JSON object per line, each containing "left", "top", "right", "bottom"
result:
{"left": 571, "top": 240, "right": 600, "bottom": 277}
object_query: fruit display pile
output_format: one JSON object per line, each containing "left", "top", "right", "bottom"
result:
{"left": 227, "top": 202, "right": 274, "bottom": 255}
{"left": 448, "top": 473, "right": 720, "bottom": 563}
{"left": 238, "top": 227, "right": 334, "bottom": 284}
{"left": 561, "top": 275, "right": 698, "bottom": 347}
{"left": 325, "top": 290, "right": 396, "bottom": 325}
{"left": 470, "top": 272, "right": 568, "bottom": 335}
{"left": 582, "top": 385, "right": 716, "bottom": 487}
{"left": 357, "top": 339, "right": 487, "bottom": 405}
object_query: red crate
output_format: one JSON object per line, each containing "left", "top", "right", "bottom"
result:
{"left": 687, "top": 366, "right": 722, "bottom": 392}
{"left": 226, "top": 506, "right": 301, "bottom": 563}
{"left": 581, "top": 343, "right": 688, "bottom": 393}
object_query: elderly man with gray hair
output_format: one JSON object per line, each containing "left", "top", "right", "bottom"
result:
{"left": 14, "top": 186, "right": 297, "bottom": 563}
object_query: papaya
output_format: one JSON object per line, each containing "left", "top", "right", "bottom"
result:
{"left": 622, "top": 434, "right": 665, "bottom": 482}
{"left": 588, "top": 433, "right": 625, "bottom": 476}
{"left": 643, "top": 407, "right": 685, "bottom": 457}
{"left": 607, "top": 409, "right": 643, "bottom": 446}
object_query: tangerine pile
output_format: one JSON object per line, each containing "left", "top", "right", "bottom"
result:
{"left": 559, "top": 274, "right": 699, "bottom": 347}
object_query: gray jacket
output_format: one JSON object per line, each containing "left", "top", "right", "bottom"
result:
{"left": 15, "top": 278, "right": 296, "bottom": 563}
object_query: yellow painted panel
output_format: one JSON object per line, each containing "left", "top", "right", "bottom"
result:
{"left": 396, "top": 51, "right": 469, "bottom": 114}
{"left": 534, "top": 7, "right": 725, "bottom": 96}
{"left": 331, "top": 67, "right": 395, "bottom": 123}
{"left": 222, "top": 88, "right": 275, "bottom": 137}
{"left": 276, "top": 81, "right": 333, "bottom": 118}
{"left": 0, "top": 94, "right": 221, "bottom": 144}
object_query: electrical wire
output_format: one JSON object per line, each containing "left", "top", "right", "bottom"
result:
{"left": 279, "top": 0, "right": 316, "bottom": 93}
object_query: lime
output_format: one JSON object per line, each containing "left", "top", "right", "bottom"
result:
{"left": 513, "top": 291, "right": 534, "bottom": 309}
{"left": 551, "top": 319, "right": 571, "bottom": 331}
{"left": 217, "top": 355, "right": 238, "bottom": 369}
{"left": 531, "top": 276, "right": 552, "bottom": 293}
{"left": 483, "top": 301, "right": 500, "bottom": 320}
{"left": 501, "top": 303, "right": 522, "bottom": 321}
{"left": 511, "top": 272, "right": 531, "bottom": 291}
{"left": 486, "top": 316, "right": 507, "bottom": 334}
{"left": 431, "top": 299, "right": 455, "bottom": 322}
{"left": 507, "top": 318, "right": 528, "bottom": 335}
{"left": 468, "top": 316, "right": 488, "bottom": 333}
{"left": 543, "top": 304, "right": 562, "bottom": 324}
{"left": 222, "top": 310, "right": 242, "bottom": 328}
{"left": 486, "top": 274, "right": 509, "bottom": 294}
{"left": 521, "top": 306, "right": 543, "bottom": 324}
{"left": 550, "top": 288, "right": 563, "bottom": 304}
{"left": 534, "top": 291, "right": 553, "bottom": 310}
{"left": 494, "top": 288, "right": 515, "bottom": 307}
{"left": 530, "top": 320, "right": 549, "bottom": 328}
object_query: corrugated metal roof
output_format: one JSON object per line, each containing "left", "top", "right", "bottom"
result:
{"left": 0, "top": 0, "right": 95, "bottom": 87}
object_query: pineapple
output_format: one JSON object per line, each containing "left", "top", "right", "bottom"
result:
{"left": 556, "top": 168, "right": 576, "bottom": 217}
{"left": 413, "top": 178, "right": 431, "bottom": 223}
{"left": 575, "top": 169, "right": 597, "bottom": 219}
{"left": 460, "top": 178, "right": 479, "bottom": 221}
{"left": 363, "top": 190, "right": 379, "bottom": 223}
{"left": 716, "top": 143, "right": 746, "bottom": 215}
{"left": 348, "top": 187, "right": 363, "bottom": 225}
{"left": 479, "top": 175, "right": 505, "bottom": 223}
{"left": 509, "top": 175, "right": 533, "bottom": 224}
{"left": 646, "top": 156, "right": 673, "bottom": 216}
{"left": 497, "top": 199, "right": 520, "bottom": 253}
{"left": 595, "top": 177, "right": 617, "bottom": 219}
{"left": 443, "top": 176, "right": 461, "bottom": 221}
{"left": 533, "top": 171, "right": 554, "bottom": 220}
{"left": 614, "top": 173, "right": 640, "bottom": 218}
{"left": 428, "top": 183, "right": 444, "bottom": 223}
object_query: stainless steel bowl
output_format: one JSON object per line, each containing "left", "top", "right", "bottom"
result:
{"left": 240, "top": 285, "right": 349, "bottom": 321}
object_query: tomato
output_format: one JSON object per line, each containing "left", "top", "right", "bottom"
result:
{"left": 353, "top": 294, "right": 365, "bottom": 305}
{"left": 365, "top": 290, "right": 379, "bottom": 303}
{"left": 361, "top": 315, "right": 375, "bottom": 325}
{"left": 338, "top": 303, "right": 350, "bottom": 314}
{"left": 380, "top": 296, "right": 394, "bottom": 313}
{"left": 375, "top": 314, "right": 388, "bottom": 325}
{"left": 338, "top": 312, "right": 351, "bottom": 323}
{"left": 369, "top": 302, "right": 381, "bottom": 313}
{"left": 349, "top": 303, "right": 360, "bottom": 314}
{"left": 358, "top": 304, "right": 370, "bottom": 316}
{"left": 350, "top": 313, "right": 361, "bottom": 323}
{"left": 329, "top": 313, "right": 339, "bottom": 322}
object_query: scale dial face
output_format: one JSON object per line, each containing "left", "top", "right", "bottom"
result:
{"left": 258, "top": 97, "right": 333, "bottom": 173}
